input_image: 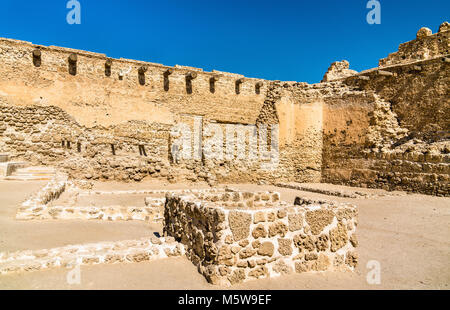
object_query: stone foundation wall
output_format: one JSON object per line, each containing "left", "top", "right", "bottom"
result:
{"left": 17, "top": 177, "right": 225, "bottom": 222}
{"left": 322, "top": 152, "right": 449, "bottom": 196}
{"left": 164, "top": 190, "right": 358, "bottom": 286}
{"left": 0, "top": 236, "right": 183, "bottom": 275}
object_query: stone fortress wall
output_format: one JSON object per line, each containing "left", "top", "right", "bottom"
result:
{"left": 0, "top": 22, "right": 449, "bottom": 195}
{"left": 322, "top": 23, "right": 449, "bottom": 196}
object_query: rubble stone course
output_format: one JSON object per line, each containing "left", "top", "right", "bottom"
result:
{"left": 0, "top": 22, "right": 447, "bottom": 286}
{"left": 164, "top": 190, "right": 358, "bottom": 286}
{"left": 0, "top": 236, "right": 184, "bottom": 275}
{"left": 0, "top": 22, "right": 448, "bottom": 195}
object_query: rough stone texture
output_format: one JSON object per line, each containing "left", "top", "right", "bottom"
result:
{"left": 416, "top": 27, "right": 433, "bottom": 39}
{"left": 379, "top": 24, "right": 449, "bottom": 66}
{"left": 277, "top": 238, "right": 293, "bottom": 256}
{"left": 164, "top": 190, "right": 358, "bottom": 286}
{"left": 439, "top": 21, "right": 450, "bottom": 33}
{"left": 321, "top": 60, "right": 358, "bottom": 82}
{"left": 252, "top": 224, "right": 268, "bottom": 239}
{"left": 228, "top": 211, "right": 252, "bottom": 241}
{"left": 268, "top": 221, "right": 289, "bottom": 237}
{"left": 0, "top": 237, "right": 184, "bottom": 275}
{"left": 288, "top": 213, "right": 303, "bottom": 232}
{"left": 257, "top": 242, "right": 275, "bottom": 257}
{"left": 329, "top": 224, "right": 348, "bottom": 252}
{"left": 305, "top": 210, "right": 335, "bottom": 235}
{"left": 1, "top": 23, "right": 448, "bottom": 196}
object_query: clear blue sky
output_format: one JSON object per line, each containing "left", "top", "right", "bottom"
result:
{"left": 1, "top": 0, "right": 448, "bottom": 83}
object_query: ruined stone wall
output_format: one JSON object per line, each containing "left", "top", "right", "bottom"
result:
{"left": 164, "top": 190, "right": 358, "bottom": 286}
{"left": 0, "top": 38, "right": 267, "bottom": 127}
{"left": 0, "top": 37, "right": 323, "bottom": 184}
{"left": 0, "top": 23, "right": 448, "bottom": 194}
{"left": 379, "top": 23, "right": 449, "bottom": 67}
{"left": 0, "top": 103, "right": 172, "bottom": 181}
{"left": 0, "top": 100, "right": 315, "bottom": 184}
{"left": 350, "top": 58, "right": 449, "bottom": 134}
{"left": 321, "top": 49, "right": 449, "bottom": 195}
{"left": 265, "top": 82, "right": 326, "bottom": 183}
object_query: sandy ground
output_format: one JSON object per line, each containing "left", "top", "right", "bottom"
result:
{"left": 0, "top": 181, "right": 162, "bottom": 252}
{"left": 0, "top": 180, "right": 449, "bottom": 290}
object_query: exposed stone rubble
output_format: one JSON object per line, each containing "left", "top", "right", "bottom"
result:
{"left": 379, "top": 22, "right": 449, "bottom": 66}
{"left": 164, "top": 190, "right": 358, "bottom": 286}
{"left": 1, "top": 23, "right": 448, "bottom": 196}
{"left": 0, "top": 236, "right": 184, "bottom": 275}
{"left": 16, "top": 177, "right": 227, "bottom": 222}
{"left": 364, "top": 95, "right": 409, "bottom": 152}
{"left": 20, "top": 173, "right": 68, "bottom": 208}
{"left": 321, "top": 60, "right": 358, "bottom": 82}
{"left": 275, "top": 183, "right": 405, "bottom": 199}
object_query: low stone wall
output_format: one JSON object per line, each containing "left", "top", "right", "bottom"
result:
{"left": 16, "top": 201, "right": 165, "bottom": 222}
{"left": 275, "top": 182, "right": 406, "bottom": 198}
{"left": 0, "top": 236, "right": 183, "bottom": 275}
{"left": 20, "top": 173, "right": 68, "bottom": 208}
{"left": 16, "top": 180, "right": 225, "bottom": 222}
{"left": 276, "top": 182, "right": 365, "bottom": 198}
{"left": 164, "top": 190, "right": 358, "bottom": 286}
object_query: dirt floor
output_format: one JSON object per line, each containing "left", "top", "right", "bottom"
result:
{"left": 0, "top": 180, "right": 162, "bottom": 252}
{"left": 0, "top": 179, "right": 449, "bottom": 290}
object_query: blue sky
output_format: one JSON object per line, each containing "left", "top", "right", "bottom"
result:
{"left": 1, "top": 0, "right": 448, "bottom": 83}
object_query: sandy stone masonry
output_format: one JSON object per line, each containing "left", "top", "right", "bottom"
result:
{"left": 164, "top": 190, "right": 358, "bottom": 286}
{"left": 0, "top": 236, "right": 184, "bottom": 275}
{"left": 0, "top": 22, "right": 448, "bottom": 195}
{"left": 5, "top": 176, "right": 358, "bottom": 285}
{"left": 276, "top": 182, "right": 406, "bottom": 199}
{"left": 16, "top": 175, "right": 227, "bottom": 222}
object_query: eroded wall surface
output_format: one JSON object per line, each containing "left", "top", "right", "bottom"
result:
{"left": 0, "top": 22, "right": 448, "bottom": 195}
{"left": 321, "top": 24, "right": 449, "bottom": 196}
{"left": 0, "top": 38, "right": 321, "bottom": 184}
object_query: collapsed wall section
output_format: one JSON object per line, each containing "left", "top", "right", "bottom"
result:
{"left": 379, "top": 22, "right": 449, "bottom": 67}
{"left": 320, "top": 24, "right": 449, "bottom": 196}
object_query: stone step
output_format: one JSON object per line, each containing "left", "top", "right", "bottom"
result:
{"left": 8, "top": 165, "right": 56, "bottom": 180}
{"left": 0, "top": 162, "right": 27, "bottom": 177}
{"left": 0, "top": 154, "right": 9, "bottom": 163}
{"left": 9, "top": 173, "right": 55, "bottom": 178}
{"left": 14, "top": 169, "right": 56, "bottom": 175}
{"left": 4, "top": 175, "right": 53, "bottom": 181}
{"left": 14, "top": 166, "right": 55, "bottom": 173}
